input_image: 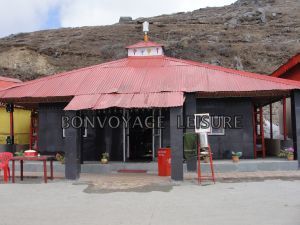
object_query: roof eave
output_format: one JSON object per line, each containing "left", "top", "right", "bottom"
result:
{"left": 271, "top": 53, "right": 300, "bottom": 78}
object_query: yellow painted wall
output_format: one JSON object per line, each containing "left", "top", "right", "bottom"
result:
{"left": 0, "top": 107, "right": 31, "bottom": 144}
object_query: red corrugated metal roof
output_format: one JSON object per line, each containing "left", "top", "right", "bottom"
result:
{"left": 271, "top": 53, "right": 300, "bottom": 78}
{"left": 65, "top": 92, "right": 184, "bottom": 110}
{"left": 126, "top": 41, "right": 163, "bottom": 49}
{"left": 1, "top": 53, "right": 300, "bottom": 110}
{"left": 0, "top": 76, "right": 22, "bottom": 83}
{"left": 0, "top": 76, "right": 22, "bottom": 90}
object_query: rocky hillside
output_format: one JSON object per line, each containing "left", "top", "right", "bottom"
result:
{"left": 0, "top": 0, "right": 299, "bottom": 80}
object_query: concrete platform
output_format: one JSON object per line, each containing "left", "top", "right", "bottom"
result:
{"left": 1, "top": 179, "right": 300, "bottom": 225}
{"left": 198, "top": 158, "right": 299, "bottom": 173}
{"left": 8, "top": 158, "right": 299, "bottom": 175}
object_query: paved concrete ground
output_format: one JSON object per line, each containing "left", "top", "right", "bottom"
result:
{"left": 0, "top": 174, "right": 300, "bottom": 225}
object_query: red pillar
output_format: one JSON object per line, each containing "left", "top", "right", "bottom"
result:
{"left": 283, "top": 98, "right": 287, "bottom": 140}
{"left": 270, "top": 103, "right": 273, "bottom": 139}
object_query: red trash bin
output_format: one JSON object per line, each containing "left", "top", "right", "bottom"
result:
{"left": 157, "top": 148, "right": 171, "bottom": 176}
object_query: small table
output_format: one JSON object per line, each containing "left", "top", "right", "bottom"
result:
{"left": 11, "top": 156, "right": 55, "bottom": 183}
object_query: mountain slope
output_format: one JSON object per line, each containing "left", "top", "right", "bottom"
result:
{"left": 0, "top": 0, "right": 299, "bottom": 80}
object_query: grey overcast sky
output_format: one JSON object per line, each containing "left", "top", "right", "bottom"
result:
{"left": 0, "top": 0, "right": 236, "bottom": 37}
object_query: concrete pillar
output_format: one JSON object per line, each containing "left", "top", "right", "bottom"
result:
{"left": 291, "top": 91, "right": 300, "bottom": 168}
{"left": 184, "top": 94, "right": 197, "bottom": 171}
{"left": 170, "top": 107, "right": 184, "bottom": 180}
{"left": 64, "top": 111, "right": 81, "bottom": 180}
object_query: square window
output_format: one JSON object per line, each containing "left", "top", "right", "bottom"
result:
{"left": 208, "top": 116, "right": 225, "bottom": 136}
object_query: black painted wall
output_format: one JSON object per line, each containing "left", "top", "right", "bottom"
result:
{"left": 38, "top": 98, "right": 254, "bottom": 162}
{"left": 81, "top": 111, "right": 123, "bottom": 161}
{"left": 197, "top": 98, "right": 254, "bottom": 159}
{"left": 81, "top": 114, "right": 98, "bottom": 161}
{"left": 38, "top": 103, "right": 66, "bottom": 154}
{"left": 38, "top": 105, "right": 123, "bottom": 164}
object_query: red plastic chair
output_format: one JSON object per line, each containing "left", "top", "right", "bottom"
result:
{"left": 0, "top": 152, "right": 13, "bottom": 183}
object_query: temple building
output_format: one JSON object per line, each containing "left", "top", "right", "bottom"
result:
{"left": 0, "top": 27, "right": 300, "bottom": 180}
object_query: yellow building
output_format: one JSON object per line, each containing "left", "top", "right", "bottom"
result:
{"left": 0, "top": 106, "right": 31, "bottom": 145}
{"left": 0, "top": 76, "right": 31, "bottom": 148}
